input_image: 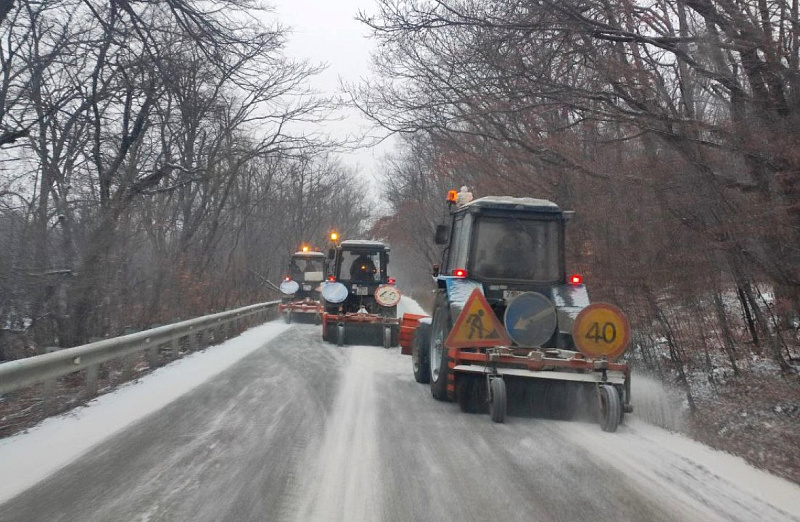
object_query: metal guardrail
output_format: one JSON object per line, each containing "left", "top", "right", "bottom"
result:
{"left": 0, "top": 301, "right": 280, "bottom": 400}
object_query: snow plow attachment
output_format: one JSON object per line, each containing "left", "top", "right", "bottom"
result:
{"left": 322, "top": 311, "right": 400, "bottom": 348}
{"left": 401, "top": 289, "right": 633, "bottom": 432}
{"left": 399, "top": 313, "right": 428, "bottom": 355}
{"left": 278, "top": 298, "right": 323, "bottom": 324}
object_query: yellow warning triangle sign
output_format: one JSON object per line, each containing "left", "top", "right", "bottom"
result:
{"left": 445, "top": 288, "right": 511, "bottom": 349}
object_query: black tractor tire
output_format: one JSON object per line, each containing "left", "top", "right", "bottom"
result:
{"left": 412, "top": 323, "right": 431, "bottom": 384}
{"left": 489, "top": 377, "right": 507, "bottom": 423}
{"left": 599, "top": 385, "right": 621, "bottom": 433}
{"left": 391, "top": 324, "right": 400, "bottom": 347}
{"left": 429, "top": 303, "right": 452, "bottom": 401}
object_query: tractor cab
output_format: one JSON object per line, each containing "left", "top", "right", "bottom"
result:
{"left": 287, "top": 250, "right": 326, "bottom": 298}
{"left": 322, "top": 240, "right": 401, "bottom": 347}
{"left": 434, "top": 196, "right": 583, "bottom": 347}
{"left": 329, "top": 240, "right": 393, "bottom": 312}
{"left": 278, "top": 248, "right": 326, "bottom": 323}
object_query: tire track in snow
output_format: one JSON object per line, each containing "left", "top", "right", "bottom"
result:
{"left": 291, "top": 346, "right": 383, "bottom": 522}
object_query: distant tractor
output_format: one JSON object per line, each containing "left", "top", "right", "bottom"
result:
{"left": 321, "top": 239, "right": 401, "bottom": 348}
{"left": 278, "top": 247, "right": 326, "bottom": 324}
{"left": 400, "top": 191, "right": 632, "bottom": 431}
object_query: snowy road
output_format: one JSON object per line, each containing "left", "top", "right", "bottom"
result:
{"left": 1, "top": 318, "right": 800, "bottom": 521}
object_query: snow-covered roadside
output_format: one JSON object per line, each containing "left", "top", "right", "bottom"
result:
{"left": 0, "top": 320, "right": 291, "bottom": 504}
{"left": 560, "top": 417, "right": 800, "bottom": 520}
{"left": 397, "top": 295, "right": 428, "bottom": 317}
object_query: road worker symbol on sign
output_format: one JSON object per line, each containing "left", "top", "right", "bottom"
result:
{"left": 572, "top": 303, "right": 630, "bottom": 360}
{"left": 445, "top": 289, "right": 511, "bottom": 349}
{"left": 467, "top": 309, "right": 485, "bottom": 339}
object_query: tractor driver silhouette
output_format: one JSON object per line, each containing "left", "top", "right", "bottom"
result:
{"left": 350, "top": 253, "right": 377, "bottom": 282}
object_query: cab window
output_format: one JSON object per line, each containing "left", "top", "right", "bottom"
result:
{"left": 340, "top": 251, "right": 381, "bottom": 282}
{"left": 446, "top": 215, "right": 463, "bottom": 273}
{"left": 451, "top": 213, "right": 472, "bottom": 271}
{"left": 470, "top": 217, "right": 560, "bottom": 282}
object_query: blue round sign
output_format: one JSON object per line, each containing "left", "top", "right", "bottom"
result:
{"left": 280, "top": 280, "right": 299, "bottom": 295}
{"left": 321, "top": 281, "right": 349, "bottom": 304}
{"left": 503, "top": 292, "right": 557, "bottom": 347}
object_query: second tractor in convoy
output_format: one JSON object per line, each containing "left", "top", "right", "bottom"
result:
{"left": 321, "top": 239, "right": 401, "bottom": 348}
{"left": 399, "top": 190, "right": 633, "bottom": 431}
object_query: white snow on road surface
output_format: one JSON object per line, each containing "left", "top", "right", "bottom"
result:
{"left": 292, "top": 345, "right": 383, "bottom": 522}
{"left": 0, "top": 320, "right": 291, "bottom": 504}
{"left": 560, "top": 418, "right": 800, "bottom": 521}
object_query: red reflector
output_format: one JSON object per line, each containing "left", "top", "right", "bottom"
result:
{"left": 283, "top": 276, "right": 291, "bottom": 282}
{"left": 388, "top": 278, "right": 396, "bottom": 284}
{"left": 569, "top": 274, "right": 583, "bottom": 285}
{"left": 327, "top": 275, "right": 336, "bottom": 282}
{"left": 453, "top": 268, "right": 467, "bottom": 278}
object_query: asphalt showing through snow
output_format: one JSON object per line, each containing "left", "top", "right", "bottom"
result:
{"left": 1, "top": 323, "right": 799, "bottom": 521}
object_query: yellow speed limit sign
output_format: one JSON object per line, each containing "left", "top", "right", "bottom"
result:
{"left": 572, "top": 303, "right": 630, "bottom": 360}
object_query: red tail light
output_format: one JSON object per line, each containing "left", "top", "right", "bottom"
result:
{"left": 569, "top": 274, "right": 583, "bottom": 285}
{"left": 388, "top": 278, "right": 396, "bottom": 284}
{"left": 327, "top": 275, "right": 336, "bottom": 282}
{"left": 283, "top": 276, "right": 291, "bottom": 282}
{"left": 453, "top": 268, "right": 467, "bottom": 278}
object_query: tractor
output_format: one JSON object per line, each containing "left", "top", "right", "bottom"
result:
{"left": 321, "top": 239, "right": 401, "bottom": 348}
{"left": 278, "top": 247, "right": 326, "bottom": 324}
{"left": 399, "top": 191, "right": 632, "bottom": 431}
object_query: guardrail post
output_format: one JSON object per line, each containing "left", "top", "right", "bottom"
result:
{"left": 86, "top": 364, "right": 99, "bottom": 397}
{"left": 122, "top": 354, "right": 135, "bottom": 381}
{"left": 218, "top": 322, "right": 226, "bottom": 342}
{"left": 171, "top": 337, "right": 180, "bottom": 358}
{"left": 43, "top": 378, "right": 56, "bottom": 415}
{"left": 147, "top": 345, "right": 159, "bottom": 368}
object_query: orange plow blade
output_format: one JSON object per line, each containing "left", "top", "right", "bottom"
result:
{"left": 399, "top": 313, "right": 429, "bottom": 355}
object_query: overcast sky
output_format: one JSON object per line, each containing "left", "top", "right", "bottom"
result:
{"left": 267, "top": 0, "right": 395, "bottom": 189}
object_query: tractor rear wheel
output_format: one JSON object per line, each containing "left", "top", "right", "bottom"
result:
{"left": 429, "top": 305, "right": 451, "bottom": 401}
{"left": 383, "top": 326, "right": 392, "bottom": 349}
